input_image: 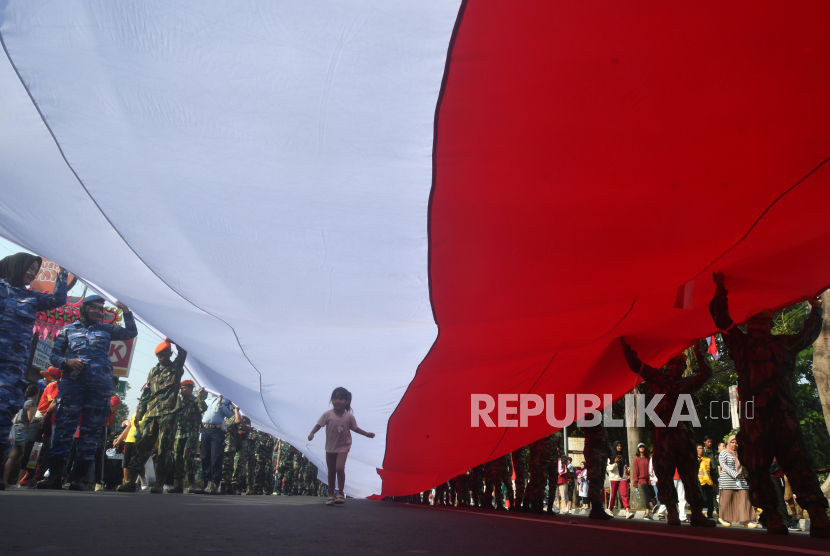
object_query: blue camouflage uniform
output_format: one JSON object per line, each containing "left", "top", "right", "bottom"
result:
{"left": 49, "top": 310, "right": 137, "bottom": 462}
{"left": 0, "top": 272, "right": 67, "bottom": 450}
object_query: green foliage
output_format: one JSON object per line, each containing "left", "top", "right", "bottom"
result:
{"left": 112, "top": 381, "right": 131, "bottom": 431}
{"left": 691, "top": 301, "right": 830, "bottom": 468}
{"left": 600, "top": 301, "right": 830, "bottom": 469}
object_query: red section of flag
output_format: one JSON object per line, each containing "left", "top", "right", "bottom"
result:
{"left": 379, "top": 0, "right": 830, "bottom": 497}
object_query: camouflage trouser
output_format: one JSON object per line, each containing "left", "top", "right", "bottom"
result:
{"left": 276, "top": 464, "right": 288, "bottom": 493}
{"left": 51, "top": 380, "right": 111, "bottom": 461}
{"left": 469, "top": 465, "right": 485, "bottom": 506}
{"left": 128, "top": 413, "right": 177, "bottom": 476}
{"left": 222, "top": 452, "right": 237, "bottom": 490}
{"left": 583, "top": 424, "right": 610, "bottom": 508}
{"left": 739, "top": 406, "right": 828, "bottom": 512}
{"left": 173, "top": 433, "right": 199, "bottom": 479}
{"left": 511, "top": 447, "right": 529, "bottom": 508}
{"left": 265, "top": 460, "right": 276, "bottom": 494}
{"left": 247, "top": 450, "right": 257, "bottom": 487}
{"left": 233, "top": 450, "right": 248, "bottom": 487}
{"left": 526, "top": 437, "right": 552, "bottom": 512}
{"left": 434, "top": 480, "right": 448, "bottom": 505}
{"left": 483, "top": 455, "right": 513, "bottom": 509}
{"left": 253, "top": 455, "right": 272, "bottom": 493}
{"left": 651, "top": 424, "right": 701, "bottom": 511}
{"left": 0, "top": 384, "right": 20, "bottom": 456}
{"left": 454, "top": 473, "right": 469, "bottom": 506}
{"left": 494, "top": 456, "right": 514, "bottom": 509}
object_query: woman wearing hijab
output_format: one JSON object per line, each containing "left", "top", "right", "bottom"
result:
{"left": 0, "top": 253, "right": 68, "bottom": 489}
{"left": 718, "top": 435, "right": 758, "bottom": 528}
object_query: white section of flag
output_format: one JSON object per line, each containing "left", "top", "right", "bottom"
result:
{"left": 0, "top": 0, "right": 461, "bottom": 496}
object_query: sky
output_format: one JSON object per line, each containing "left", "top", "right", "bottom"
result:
{"left": 0, "top": 236, "right": 195, "bottom": 411}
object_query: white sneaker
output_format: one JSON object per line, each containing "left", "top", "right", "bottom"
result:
{"left": 326, "top": 497, "right": 335, "bottom": 506}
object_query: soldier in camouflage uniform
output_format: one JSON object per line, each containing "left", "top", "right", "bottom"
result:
{"left": 434, "top": 480, "right": 449, "bottom": 505}
{"left": 118, "top": 340, "right": 187, "bottom": 493}
{"left": 621, "top": 337, "right": 714, "bottom": 527}
{"left": 511, "top": 445, "right": 529, "bottom": 511}
{"left": 0, "top": 254, "right": 67, "bottom": 489}
{"left": 492, "top": 453, "right": 514, "bottom": 510}
{"left": 525, "top": 433, "right": 555, "bottom": 514}
{"left": 710, "top": 273, "right": 830, "bottom": 537}
{"left": 303, "top": 460, "right": 318, "bottom": 496}
{"left": 454, "top": 472, "right": 469, "bottom": 506}
{"left": 234, "top": 428, "right": 256, "bottom": 493}
{"left": 274, "top": 440, "right": 291, "bottom": 494}
{"left": 220, "top": 409, "right": 248, "bottom": 494}
{"left": 252, "top": 432, "right": 276, "bottom": 494}
{"left": 267, "top": 442, "right": 278, "bottom": 494}
{"left": 171, "top": 381, "right": 206, "bottom": 493}
{"left": 582, "top": 420, "right": 612, "bottom": 519}
{"left": 469, "top": 464, "right": 485, "bottom": 507}
{"left": 41, "top": 294, "right": 136, "bottom": 490}
{"left": 282, "top": 447, "right": 300, "bottom": 495}
{"left": 546, "top": 440, "right": 566, "bottom": 515}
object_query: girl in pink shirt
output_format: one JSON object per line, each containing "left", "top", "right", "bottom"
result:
{"left": 308, "top": 387, "right": 374, "bottom": 506}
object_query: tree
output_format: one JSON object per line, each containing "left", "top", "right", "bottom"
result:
{"left": 811, "top": 290, "right": 830, "bottom": 498}
{"left": 113, "top": 381, "right": 131, "bottom": 430}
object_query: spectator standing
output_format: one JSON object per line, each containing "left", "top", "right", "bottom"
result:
{"left": 0, "top": 254, "right": 68, "bottom": 489}
{"left": 606, "top": 441, "right": 633, "bottom": 518}
{"left": 3, "top": 385, "right": 38, "bottom": 486}
{"left": 40, "top": 295, "right": 137, "bottom": 490}
{"left": 702, "top": 436, "right": 719, "bottom": 514}
{"left": 632, "top": 442, "right": 657, "bottom": 517}
{"left": 195, "top": 393, "right": 234, "bottom": 494}
{"left": 21, "top": 367, "right": 61, "bottom": 487}
{"left": 576, "top": 461, "right": 589, "bottom": 509}
{"left": 718, "top": 435, "right": 758, "bottom": 528}
{"left": 117, "top": 340, "right": 186, "bottom": 493}
{"left": 552, "top": 455, "right": 570, "bottom": 514}
{"left": 94, "top": 377, "right": 121, "bottom": 491}
{"left": 760, "top": 459, "right": 801, "bottom": 532}
{"left": 697, "top": 443, "right": 715, "bottom": 519}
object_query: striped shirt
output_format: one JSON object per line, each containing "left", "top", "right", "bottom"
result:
{"left": 718, "top": 450, "right": 748, "bottom": 490}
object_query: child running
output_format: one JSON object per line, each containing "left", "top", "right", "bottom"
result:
{"left": 308, "top": 387, "right": 374, "bottom": 506}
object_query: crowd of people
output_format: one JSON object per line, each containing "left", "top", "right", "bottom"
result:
{"left": 0, "top": 252, "right": 327, "bottom": 498}
{"left": 386, "top": 272, "right": 830, "bottom": 539}
{"left": 1, "top": 255, "right": 829, "bottom": 538}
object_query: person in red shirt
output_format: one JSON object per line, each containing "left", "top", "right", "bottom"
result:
{"left": 631, "top": 443, "right": 657, "bottom": 517}
{"left": 92, "top": 378, "right": 121, "bottom": 490}
{"left": 20, "top": 367, "right": 61, "bottom": 487}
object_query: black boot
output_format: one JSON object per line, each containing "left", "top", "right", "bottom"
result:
{"left": 37, "top": 456, "right": 66, "bottom": 490}
{"left": 68, "top": 459, "right": 91, "bottom": 491}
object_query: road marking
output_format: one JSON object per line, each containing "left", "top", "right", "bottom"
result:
{"left": 407, "top": 505, "right": 830, "bottom": 555}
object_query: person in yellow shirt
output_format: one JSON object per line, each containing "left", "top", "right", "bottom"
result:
{"left": 114, "top": 413, "right": 151, "bottom": 487}
{"left": 697, "top": 443, "right": 714, "bottom": 519}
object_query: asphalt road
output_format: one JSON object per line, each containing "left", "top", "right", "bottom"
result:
{"left": 0, "top": 490, "right": 828, "bottom": 556}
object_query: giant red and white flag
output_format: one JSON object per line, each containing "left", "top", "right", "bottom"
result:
{"left": 1, "top": 1, "right": 829, "bottom": 498}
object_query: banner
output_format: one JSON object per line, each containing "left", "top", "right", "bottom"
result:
{"left": 29, "top": 259, "right": 76, "bottom": 293}
{"left": 31, "top": 337, "right": 54, "bottom": 371}
{"left": 110, "top": 339, "right": 135, "bottom": 378}
{"left": 113, "top": 379, "right": 127, "bottom": 396}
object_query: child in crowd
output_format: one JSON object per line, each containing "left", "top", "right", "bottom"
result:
{"left": 309, "top": 387, "right": 374, "bottom": 506}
